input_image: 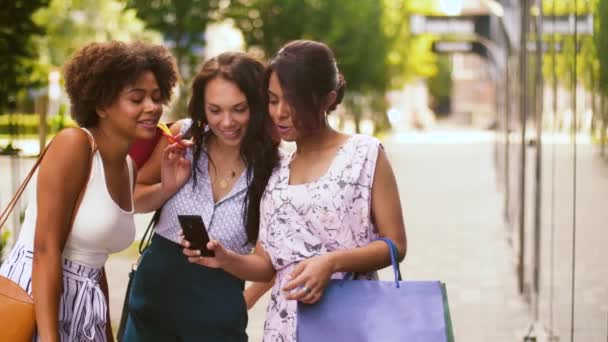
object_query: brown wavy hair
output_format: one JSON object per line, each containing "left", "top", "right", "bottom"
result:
{"left": 187, "top": 52, "right": 279, "bottom": 243}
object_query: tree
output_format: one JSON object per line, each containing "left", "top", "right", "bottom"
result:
{"left": 28, "top": 0, "right": 160, "bottom": 146}
{"left": 427, "top": 55, "right": 452, "bottom": 117}
{"left": 229, "top": 0, "right": 390, "bottom": 94}
{"left": 597, "top": 0, "right": 608, "bottom": 154}
{"left": 384, "top": 0, "right": 438, "bottom": 87}
{"left": 126, "top": 0, "right": 223, "bottom": 117}
{"left": 34, "top": 0, "right": 160, "bottom": 74}
{"left": 126, "top": 0, "right": 220, "bottom": 79}
{"left": 0, "top": 0, "right": 50, "bottom": 113}
{"left": 227, "top": 0, "right": 395, "bottom": 132}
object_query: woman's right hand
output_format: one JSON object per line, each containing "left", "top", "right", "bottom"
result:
{"left": 160, "top": 136, "right": 192, "bottom": 195}
{"left": 181, "top": 238, "right": 235, "bottom": 269}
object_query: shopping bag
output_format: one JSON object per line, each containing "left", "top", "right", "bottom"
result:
{"left": 297, "top": 238, "right": 454, "bottom": 342}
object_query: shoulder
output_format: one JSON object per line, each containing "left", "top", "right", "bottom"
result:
{"left": 352, "top": 134, "right": 381, "bottom": 150}
{"left": 38, "top": 128, "right": 93, "bottom": 184}
{"left": 54, "top": 127, "right": 92, "bottom": 145}
{"left": 48, "top": 128, "right": 93, "bottom": 162}
{"left": 346, "top": 135, "right": 384, "bottom": 183}
{"left": 345, "top": 134, "right": 382, "bottom": 162}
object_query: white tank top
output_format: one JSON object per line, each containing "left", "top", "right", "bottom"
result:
{"left": 17, "top": 129, "right": 136, "bottom": 268}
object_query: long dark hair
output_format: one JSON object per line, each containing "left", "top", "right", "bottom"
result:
{"left": 187, "top": 52, "right": 279, "bottom": 243}
{"left": 264, "top": 40, "right": 346, "bottom": 134}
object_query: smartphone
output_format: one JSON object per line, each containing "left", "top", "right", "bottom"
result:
{"left": 177, "top": 215, "right": 214, "bottom": 257}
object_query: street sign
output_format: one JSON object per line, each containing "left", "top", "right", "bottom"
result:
{"left": 411, "top": 15, "right": 475, "bottom": 35}
{"left": 431, "top": 41, "right": 487, "bottom": 56}
{"left": 411, "top": 14, "right": 491, "bottom": 40}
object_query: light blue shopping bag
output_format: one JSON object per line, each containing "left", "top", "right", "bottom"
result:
{"left": 297, "top": 238, "right": 454, "bottom": 342}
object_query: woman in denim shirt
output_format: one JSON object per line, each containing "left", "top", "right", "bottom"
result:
{"left": 123, "top": 52, "right": 279, "bottom": 342}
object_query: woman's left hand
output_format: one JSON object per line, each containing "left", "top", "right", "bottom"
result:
{"left": 282, "top": 254, "right": 335, "bottom": 304}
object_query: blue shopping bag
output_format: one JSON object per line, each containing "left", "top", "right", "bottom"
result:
{"left": 297, "top": 238, "right": 454, "bottom": 342}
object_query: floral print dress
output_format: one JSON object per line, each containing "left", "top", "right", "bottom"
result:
{"left": 259, "top": 134, "right": 382, "bottom": 342}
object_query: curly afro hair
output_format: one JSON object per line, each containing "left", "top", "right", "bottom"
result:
{"left": 63, "top": 41, "right": 179, "bottom": 127}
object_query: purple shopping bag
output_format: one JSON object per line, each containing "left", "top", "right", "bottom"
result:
{"left": 297, "top": 238, "right": 454, "bottom": 342}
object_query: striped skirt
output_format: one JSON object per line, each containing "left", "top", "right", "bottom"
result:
{"left": 0, "top": 243, "right": 107, "bottom": 341}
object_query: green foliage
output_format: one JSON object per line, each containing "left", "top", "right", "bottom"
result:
{"left": 0, "top": 0, "right": 50, "bottom": 113}
{"left": 541, "top": 0, "right": 599, "bottom": 91}
{"left": 383, "top": 0, "right": 437, "bottom": 88}
{"left": 126, "top": 0, "right": 219, "bottom": 80}
{"left": 406, "top": 0, "right": 442, "bottom": 15}
{"left": 0, "top": 113, "right": 76, "bottom": 135}
{"left": 225, "top": 0, "right": 440, "bottom": 133}
{"left": 0, "top": 230, "right": 10, "bottom": 261}
{"left": 427, "top": 55, "right": 452, "bottom": 116}
{"left": 229, "top": 0, "right": 391, "bottom": 94}
{"left": 33, "top": 0, "right": 161, "bottom": 86}
{"left": 226, "top": 0, "right": 400, "bottom": 133}
{"left": 598, "top": 0, "right": 608, "bottom": 153}
{"left": 597, "top": 0, "right": 608, "bottom": 95}
{"left": 126, "top": 0, "right": 222, "bottom": 118}
{"left": 542, "top": 0, "right": 595, "bottom": 15}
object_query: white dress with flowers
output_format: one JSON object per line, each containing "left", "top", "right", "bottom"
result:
{"left": 259, "top": 134, "right": 381, "bottom": 342}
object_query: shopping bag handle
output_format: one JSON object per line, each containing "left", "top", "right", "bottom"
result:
{"left": 377, "top": 237, "right": 403, "bottom": 287}
{"left": 345, "top": 238, "right": 403, "bottom": 288}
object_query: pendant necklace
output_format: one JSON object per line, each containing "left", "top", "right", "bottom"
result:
{"left": 217, "top": 170, "right": 237, "bottom": 189}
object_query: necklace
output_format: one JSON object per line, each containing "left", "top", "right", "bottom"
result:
{"left": 208, "top": 138, "right": 239, "bottom": 189}
{"left": 217, "top": 170, "right": 237, "bottom": 189}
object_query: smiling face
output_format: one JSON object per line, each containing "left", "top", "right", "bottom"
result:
{"left": 268, "top": 71, "right": 299, "bottom": 142}
{"left": 99, "top": 70, "right": 163, "bottom": 141}
{"left": 204, "top": 77, "right": 251, "bottom": 148}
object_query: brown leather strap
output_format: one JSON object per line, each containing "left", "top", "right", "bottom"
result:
{"left": 0, "top": 130, "right": 97, "bottom": 231}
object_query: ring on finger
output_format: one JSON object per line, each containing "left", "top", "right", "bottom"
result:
{"left": 301, "top": 286, "right": 311, "bottom": 294}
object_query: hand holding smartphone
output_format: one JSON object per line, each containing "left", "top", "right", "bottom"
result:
{"left": 178, "top": 215, "right": 214, "bottom": 257}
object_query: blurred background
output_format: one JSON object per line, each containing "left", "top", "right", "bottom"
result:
{"left": 1, "top": 0, "right": 607, "bottom": 341}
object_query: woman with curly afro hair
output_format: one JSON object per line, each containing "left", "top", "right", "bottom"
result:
{"left": 0, "top": 40, "right": 178, "bottom": 342}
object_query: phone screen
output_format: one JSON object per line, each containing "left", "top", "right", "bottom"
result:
{"left": 177, "top": 215, "right": 214, "bottom": 257}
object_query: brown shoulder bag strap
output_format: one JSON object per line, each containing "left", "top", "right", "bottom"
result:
{"left": 0, "top": 130, "right": 97, "bottom": 231}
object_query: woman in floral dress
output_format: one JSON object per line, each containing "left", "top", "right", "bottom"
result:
{"left": 182, "top": 40, "right": 407, "bottom": 342}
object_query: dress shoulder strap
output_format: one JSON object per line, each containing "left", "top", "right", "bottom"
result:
{"left": 126, "top": 156, "right": 135, "bottom": 191}
{"left": 79, "top": 127, "right": 97, "bottom": 152}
